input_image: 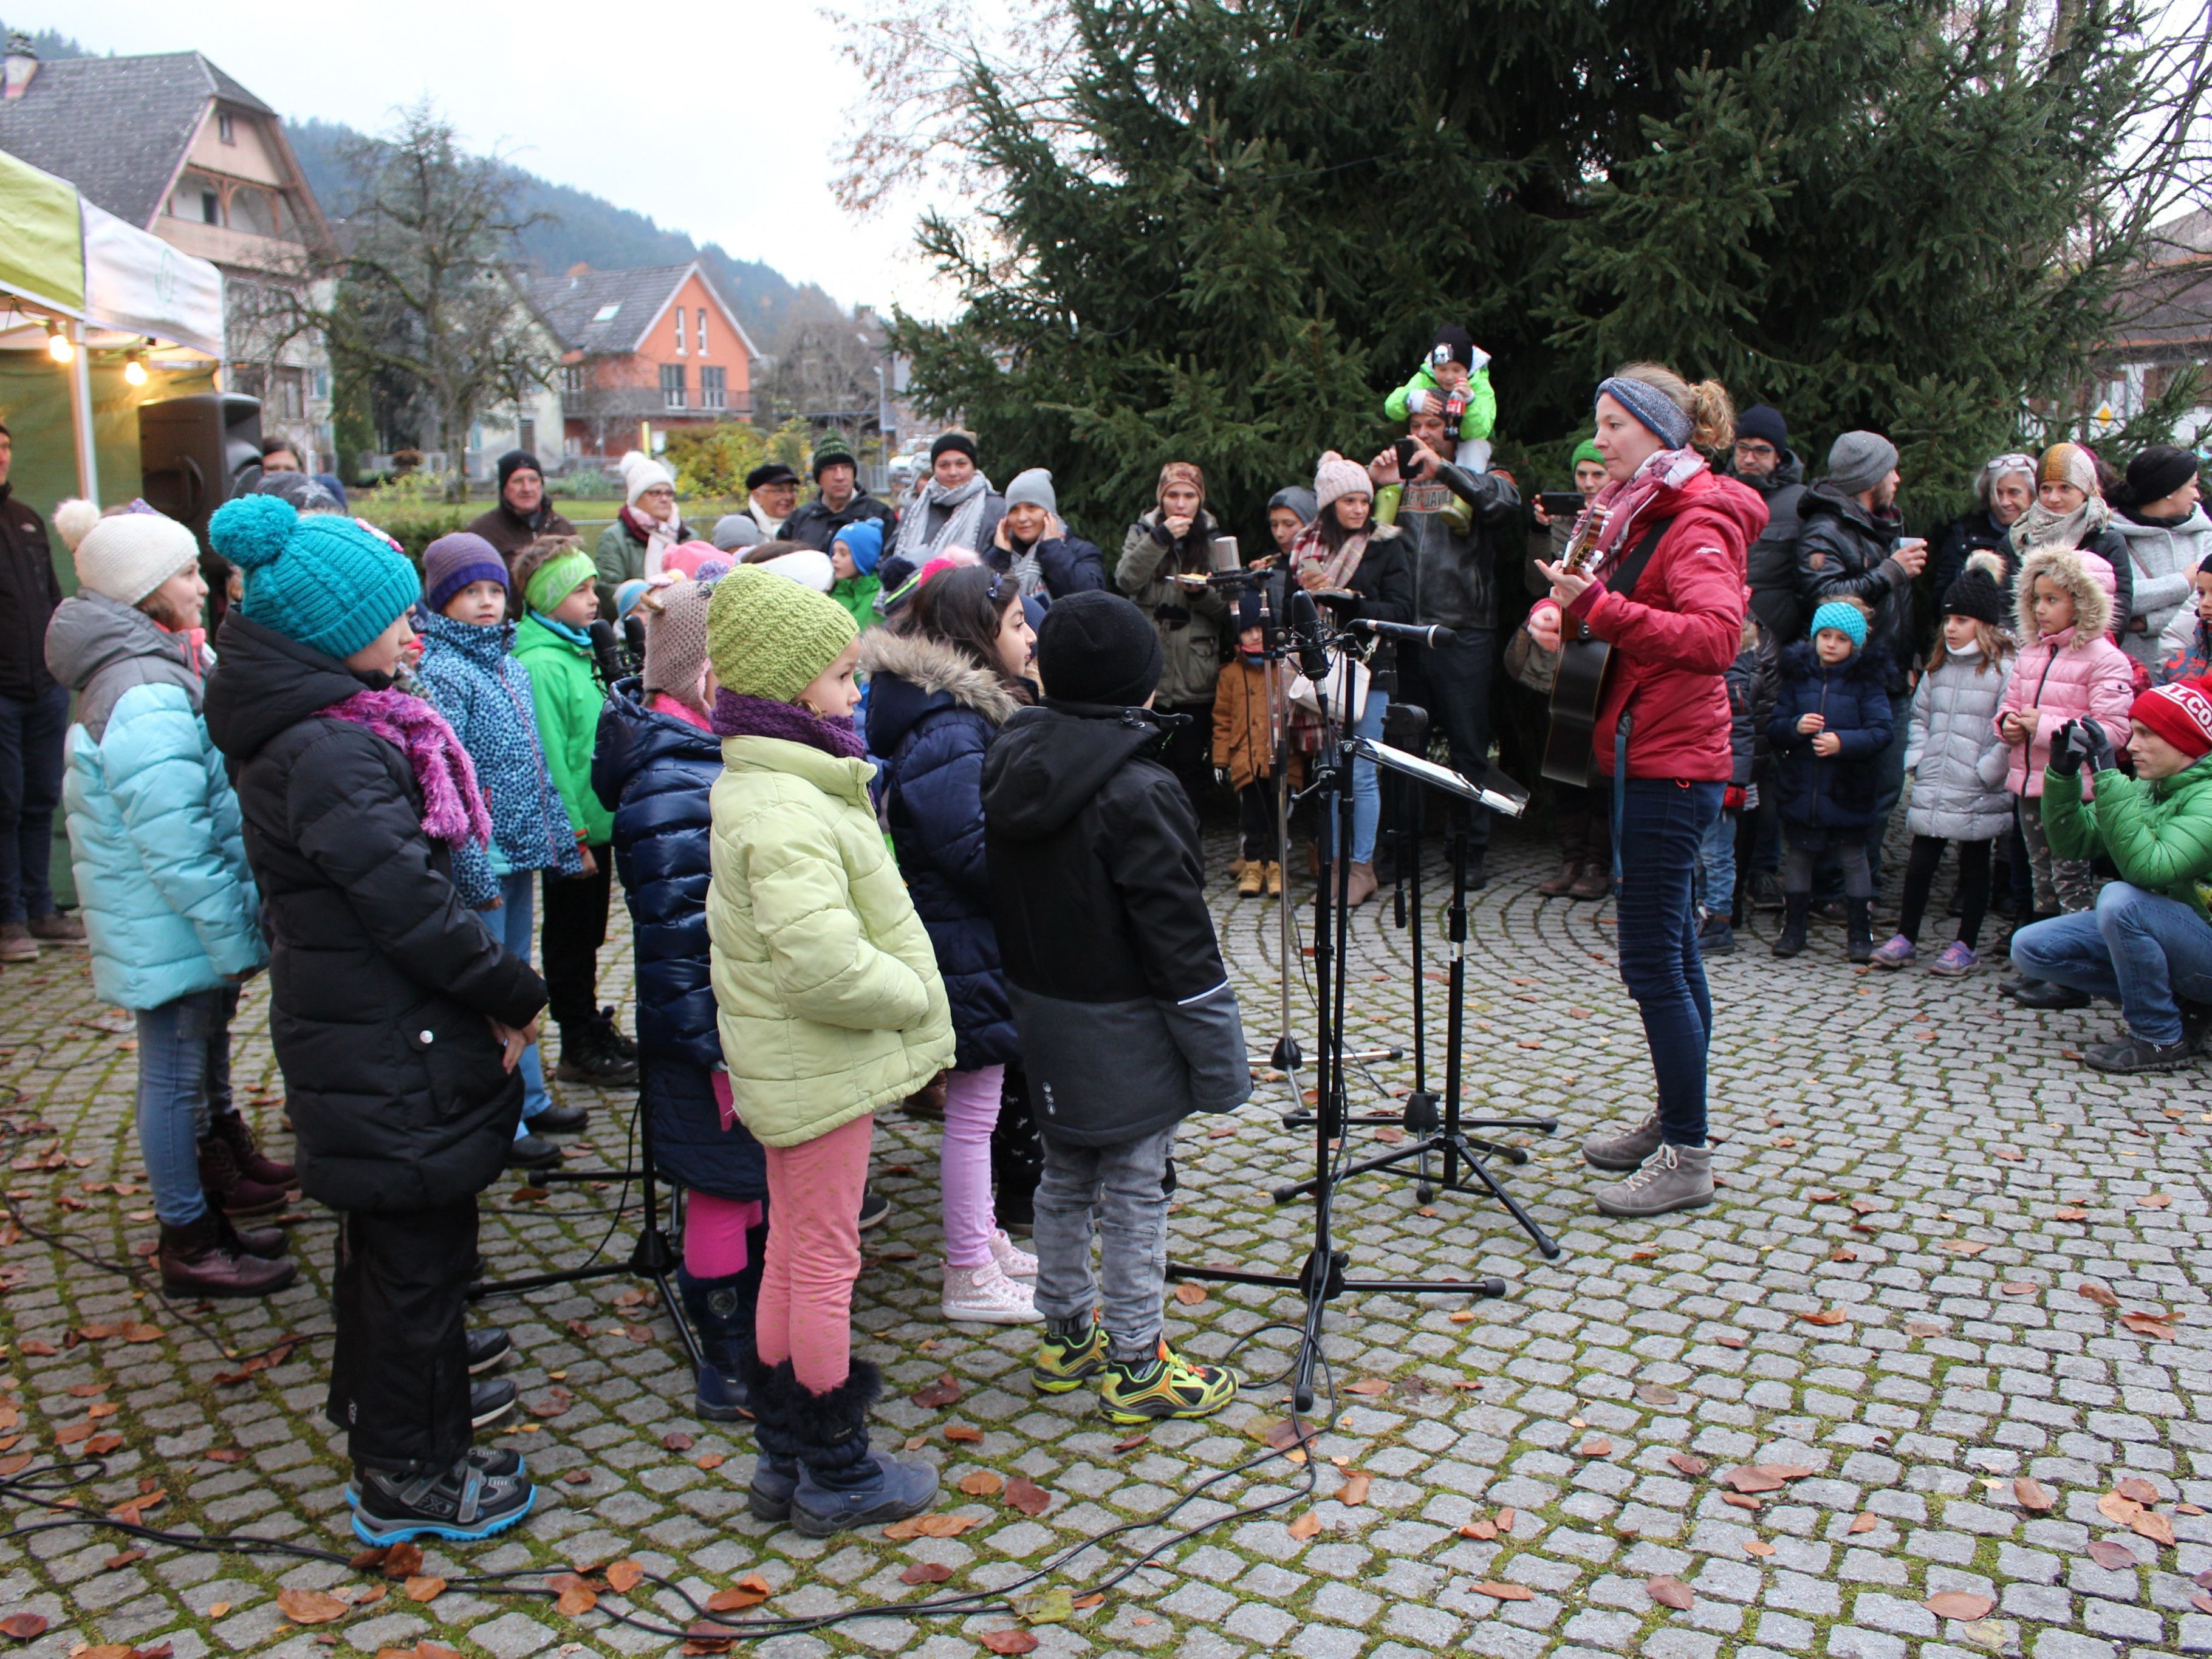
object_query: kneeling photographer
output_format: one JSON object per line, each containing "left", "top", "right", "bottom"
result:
{"left": 2010, "top": 686, "right": 2212, "bottom": 1074}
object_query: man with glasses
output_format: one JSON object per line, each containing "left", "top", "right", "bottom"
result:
{"left": 1730, "top": 406, "right": 1810, "bottom": 642}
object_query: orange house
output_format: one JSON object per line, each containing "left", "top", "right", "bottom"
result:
{"left": 530, "top": 262, "right": 759, "bottom": 459}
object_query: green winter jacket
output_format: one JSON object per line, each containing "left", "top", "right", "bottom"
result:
{"left": 707, "top": 733, "right": 954, "bottom": 1148}
{"left": 2043, "top": 754, "right": 2212, "bottom": 917}
{"left": 829, "top": 575, "right": 882, "bottom": 634}
{"left": 513, "top": 611, "right": 614, "bottom": 846}
{"left": 1384, "top": 363, "right": 1496, "bottom": 443}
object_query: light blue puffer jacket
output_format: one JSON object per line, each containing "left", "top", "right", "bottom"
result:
{"left": 46, "top": 595, "right": 266, "bottom": 1009}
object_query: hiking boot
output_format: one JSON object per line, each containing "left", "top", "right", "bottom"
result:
{"left": 1237, "top": 861, "right": 1265, "bottom": 898}
{"left": 988, "top": 1230, "right": 1037, "bottom": 1279}
{"left": 467, "top": 1327, "right": 512, "bottom": 1374}
{"left": 554, "top": 1021, "right": 637, "bottom": 1087}
{"left": 344, "top": 1446, "right": 522, "bottom": 1509}
{"left": 769, "top": 1359, "right": 938, "bottom": 1539}
{"left": 1928, "top": 941, "right": 1979, "bottom": 977}
{"left": 1031, "top": 1313, "right": 1108, "bottom": 1395}
{"left": 1772, "top": 894, "right": 1810, "bottom": 958}
{"left": 1344, "top": 861, "right": 1379, "bottom": 906}
{"left": 26, "top": 911, "right": 84, "bottom": 943}
{"left": 1846, "top": 899, "right": 1874, "bottom": 963}
{"left": 1536, "top": 858, "right": 1582, "bottom": 897}
{"left": 1567, "top": 863, "right": 1611, "bottom": 901}
{"left": 219, "top": 1213, "right": 289, "bottom": 1260}
{"left": 1581, "top": 1110, "right": 1665, "bottom": 1172}
{"left": 2081, "top": 1033, "right": 2195, "bottom": 1074}
{"left": 1264, "top": 861, "right": 1283, "bottom": 897}
{"left": 2013, "top": 979, "right": 2092, "bottom": 1010}
{"left": 526, "top": 1103, "right": 589, "bottom": 1135}
{"left": 351, "top": 1457, "right": 535, "bottom": 1545}
{"left": 158, "top": 1214, "right": 296, "bottom": 1297}
{"left": 470, "top": 1378, "right": 518, "bottom": 1429}
{"left": 1747, "top": 871, "right": 1784, "bottom": 911}
{"left": 0, "top": 923, "right": 36, "bottom": 963}
{"left": 196, "top": 1134, "right": 290, "bottom": 1218}
{"left": 1697, "top": 917, "right": 1735, "bottom": 956}
{"left": 1591, "top": 1143, "right": 1716, "bottom": 1219}
{"left": 942, "top": 1261, "right": 1039, "bottom": 1325}
{"left": 208, "top": 1109, "right": 295, "bottom": 1188}
{"left": 1869, "top": 934, "right": 1916, "bottom": 970}
{"left": 597, "top": 1007, "right": 639, "bottom": 1061}
{"left": 679, "top": 1266, "right": 756, "bottom": 1422}
{"left": 1098, "top": 1340, "right": 1238, "bottom": 1425}
{"left": 505, "top": 1132, "right": 560, "bottom": 1171}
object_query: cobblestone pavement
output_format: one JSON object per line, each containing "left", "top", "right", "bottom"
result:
{"left": 0, "top": 819, "right": 2207, "bottom": 1659}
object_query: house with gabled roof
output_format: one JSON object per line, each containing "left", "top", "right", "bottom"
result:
{"left": 0, "top": 40, "right": 336, "bottom": 471}
{"left": 530, "top": 261, "right": 759, "bottom": 457}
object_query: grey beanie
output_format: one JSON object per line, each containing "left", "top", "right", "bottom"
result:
{"left": 1005, "top": 467, "right": 1057, "bottom": 515}
{"left": 711, "top": 513, "right": 763, "bottom": 553}
{"left": 1827, "top": 431, "right": 1899, "bottom": 496}
{"left": 1268, "top": 485, "right": 1318, "bottom": 525}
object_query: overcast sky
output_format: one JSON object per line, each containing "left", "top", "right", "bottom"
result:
{"left": 29, "top": 1, "right": 931, "bottom": 316}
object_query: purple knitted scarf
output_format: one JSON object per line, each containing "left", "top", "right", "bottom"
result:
{"left": 711, "top": 688, "right": 868, "bottom": 761}
{"left": 323, "top": 688, "right": 494, "bottom": 849}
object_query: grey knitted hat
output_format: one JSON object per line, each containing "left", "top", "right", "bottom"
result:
{"left": 1827, "top": 431, "right": 1899, "bottom": 496}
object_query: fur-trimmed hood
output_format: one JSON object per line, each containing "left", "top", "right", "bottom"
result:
{"left": 860, "top": 629, "right": 1024, "bottom": 761}
{"left": 2015, "top": 543, "right": 2115, "bottom": 648}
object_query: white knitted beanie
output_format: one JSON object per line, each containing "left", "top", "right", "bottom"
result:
{"left": 619, "top": 449, "right": 676, "bottom": 507}
{"left": 66, "top": 504, "right": 199, "bottom": 606}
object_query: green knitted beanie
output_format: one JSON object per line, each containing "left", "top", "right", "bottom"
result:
{"left": 707, "top": 565, "right": 858, "bottom": 703}
{"left": 209, "top": 494, "right": 420, "bottom": 660}
{"left": 1572, "top": 439, "right": 1604, "bottom": 468}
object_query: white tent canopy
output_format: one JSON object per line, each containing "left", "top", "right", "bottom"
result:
{"left": 81, "top": 199, "right": 224, "bottom": 359}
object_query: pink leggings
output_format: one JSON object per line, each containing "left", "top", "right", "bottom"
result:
{"left": 756, "top": 1113, "right": 872, "bottom": 1393}
{"left": 941, "top": 1066, "right": 1004, "bottom": 1270}
{"left": 682, "top": 1192, "right": 764, "bottom": 1279}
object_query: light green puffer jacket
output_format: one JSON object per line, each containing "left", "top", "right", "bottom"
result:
{"left": 707, "top": 733, "right": 954, "bottom": 1147}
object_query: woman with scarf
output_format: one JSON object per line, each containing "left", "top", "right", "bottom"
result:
{"left": 1522, "top": 364, "right": 1768, "bottom": 1222}
{"left": 1117, "top": 461, "right": 1230, "bottom": 821}
{"left": 878, "top": 434, "right": 1005, "bottom": 603}
{"left": 203, "top": 495, "right": 546, "bottom": 1544}
{"left": 1290, "top": 452, "right": 1414, "bottom": 905}
{"left": 2112, "top": 445, "right": 2212, "bottom": 668}
{"left": 593, "top": 451, "right": 693, "bottom": 614}
{"left": 1932, "top": 453, "right": 2038, "bottom": 603}
{"left": 2009, "top": 442, "right": 2133, "bottom": 649}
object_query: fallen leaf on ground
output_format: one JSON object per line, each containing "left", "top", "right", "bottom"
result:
{"left": 1849, "top": 1511, "right": 1878, "bottom": 1533}
{"left": 943, "top": 1425, "right": 984, "bottom": 1444}
{"left": 1173, "top": 1283, "right": 1207, "bottom": 1306}
{"left": 1010, "top": 1586, "right": 1073, "bottom": 1626}
{"left": 103, "top": 1549, "right": 145, "bottom": 1569}
{"left": 2077, "top": 1281, "right": 2122, "bottom": 1307}
{"left": 276, "top": 1588, "right": 349, "bottom": 1625}
{"left": 1577, "top": 1438, "right": 1614, "bottom": 1458}
{"left": 2122, "top": 1312, "right": 2177, "bottom": 1339}
{"left": 1724, "top": 1466, "right": 1786, "bottom": 1494}
{"left": 1457, "top": 1520, "right": 1496, "bottom": 1540}
{"left": 0, "top": 1613, "right": 44, "bottom": 1640}
{"left": 1939, "top": 1240, "right": 1988, "bottom": 1256}
{"left": 404, "top": 1576, "right": 444, "bottom": 1604}
{"left": 900, "top": 1562, "right": 952, "bottom": 1584}
{"left": 705, "top": 1587, "right": 763, "bottom": 1612}
{"left": 957, "top": 1470, "right": 1004, "bottom": 1497}
{"left": 1830, "top": 1247, "right": 1858, "bottom": 1263}
{"left": 1495, "top": 1508, "right": 1517, "bottom": 1531}
{"left": 1717, "top": 1333, "right": 1746, "bottom": 1349}
{"left": 2140, "top": 1192, "right": 2173, "bottom": 1209}
{"left": 1345, "top": 1378, "right": 1391, "bottom": 1396}
{"left": 1004, "top": 1476, "right": 1051, "bottom": 1516}
{"left": 382, "top": 1542, "right": 424, "bottom": 1578}
{"left": 1337, "top": 1471, "right": 1371, "bottom": 1506}
{"left": 661, "top": 1432, "right": 693, "bottom": 1452}
{"left": 2132, "top": 1510, "right": 2177, "bottom": 1546}
{"left": 1112, "top": 1433, "right": 1149, "bottom": 1452}
{"left": 979, "top": 1632, "right": 1037, "bottom": 1655}
{"left": 2086, "top": 1539, "right": 2140, "bottom": 1570}
{"left": 2015, "top": 1477, "right": 2055, "bottom": 1511}
{"left": 1072, "top": 1592, "right": 1104, "bottom": 1610}
{"left": 1634, "top": 1381, "right": 1680, "bottom": 1405}
{"left": 605, "top": 1561, "right": 644, "bottom": 1593}
{"left": 2114, "top": 1476, "right": 2160, "bottom": 1502}
{"left": 1668, "top": 1452, "right": 1708, "bottom": 1476}
{"left": 1287, "top": 1511, "right": 1321, "bottom": 1540}
{"left": 2055, "top": 1206, "right": 2089, "bottom": 1220}
{"left": 1648, "top": 1576, "right": 1694, "bottom": 1610}
{"left": 1993, "top": 1146, "right": 2023, "bottom": 1161}
{"left": 1472, "top": 1582, "right": 1533, "bottom": 1601}
{"left": 696, "top": 1454, "right": 725, "bottom": 1471}
{"left": 1744, "top": 1539, "right": 1775, "bottom": 1558}
{"left": 1926, "top": 1591, "right": 1995, "bottom": 1621}
{"left": 911, "top": 1373, "right": 962, "bottom": 1409}
{"left": 1905, "top": 1321, "right": 1943, "bottom": 1338}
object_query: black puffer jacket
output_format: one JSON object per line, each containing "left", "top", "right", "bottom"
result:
{"left": 593, "top": 681, "right": 764, "bottom": 1202}
{"left": 981, "top": 701, "right": 1248, "bottom": 1146}
{"left": 204, "top": 613, "right": 546, "bottom": 1213}
{"left": 1733, "top": 451, "right": 1810, "bottom": 641}
{"left": 779, "top": 488, "right": 897, "bottom": 554}
{"left": 1794, "top": 482, "right": 1913, "bottom": 694}
{"left": 863, "top": 631, "right": 1025, "bottom": 1072}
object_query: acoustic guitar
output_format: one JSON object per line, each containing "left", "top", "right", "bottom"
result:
{"left": 1539, "top": 505, "right": 1612, "bottom": 787}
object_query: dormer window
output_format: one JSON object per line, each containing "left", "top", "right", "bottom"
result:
{"left": 217, "top": 111, "right": 235, "bottom": 143}
{"left": 591, "top": 303, "right": 620, "bottom": 323}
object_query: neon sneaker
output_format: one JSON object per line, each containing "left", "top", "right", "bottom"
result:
{"left": 1098, "top": 1340, "right": 1238, "bottom": 1425}
{"left": 1030, "top": 1313, "right": 1107, "bottom": 1395}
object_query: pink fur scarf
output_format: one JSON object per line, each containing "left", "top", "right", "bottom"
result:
{"left": 323, "top": 688, "right": 494, "bottom": 850}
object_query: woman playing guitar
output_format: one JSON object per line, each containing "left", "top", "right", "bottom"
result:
{"left": 1522, "top": 364, "right": 1768, "bottom": 1218}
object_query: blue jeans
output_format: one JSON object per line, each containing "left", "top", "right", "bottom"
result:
{"left": 2011, "top": 883, "right": 2212, "bottom": 1047}
{"left": 1614, "top": 778, "right": 1723, "bottom": 1146}
{"left": 496, "top": 870, "right": 552, "bottom": 1126}
{"left": 0, "top": 683, "right": 69, "bottom": 923}
{"left": 135, "top": 986, "right": 239, "bottom": 1226}
{"left": 1324, "top": 688, "right": 1388, "bottom": 866}
{"left": 1696, "top": 806, "right": 1739, "bottom": 919}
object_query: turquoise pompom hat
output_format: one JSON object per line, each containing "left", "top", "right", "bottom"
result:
{"left": 209, "top": 494, "right": 420, "bottom": 660}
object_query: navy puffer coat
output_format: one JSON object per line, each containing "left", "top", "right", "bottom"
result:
{"left": 861, "top": 629, "right": 1026, "bottom": 1072}
{"left": 592, "top": 680, "right": 764, "bottom": 1201}
{"left": 1766, "top": 640, "right": 1895, "bottom": 829}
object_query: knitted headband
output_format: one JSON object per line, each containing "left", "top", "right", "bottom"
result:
{"left": 2133, "top": 681, "right": 2212, "bottom": 759}
{"left": 1596, "top": 377, "right": 1691, "bottom": 450}
{"left": 525, "top": 549, "right": 597, "bottom": 614}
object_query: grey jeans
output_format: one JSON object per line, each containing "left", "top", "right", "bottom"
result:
{"left": 1033, "top": 1126, "right": 1177, "bottom": 1362}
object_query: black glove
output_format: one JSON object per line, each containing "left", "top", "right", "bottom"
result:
{"left": 2078, "top": 719, "right": 2118, "bottom": 775}
{"left": 2047, "top": 719, "right": 2085, "bottom": 777}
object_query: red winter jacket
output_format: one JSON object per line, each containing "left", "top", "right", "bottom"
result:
{"left": 1549, "top": 467, "right": 1767, "bottom": 783}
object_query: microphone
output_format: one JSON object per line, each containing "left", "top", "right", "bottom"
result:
{"left": 1287, "top": 588, "right": 1334, "bottom": 682}
{"left": 1351, "top": 618, "right": 1457, "bottom": 649}
{"left": 586, "top": 618, "right": 624, "bottom": 691}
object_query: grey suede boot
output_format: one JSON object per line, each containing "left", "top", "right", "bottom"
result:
{"left": 1581, "top": 1110, "right": 1665, "bottom": 1172}
{"left": 1591, "top": 1143, "right": 1716, "bottom": 1218}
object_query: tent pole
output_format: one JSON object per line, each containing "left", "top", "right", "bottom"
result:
{"left": 66, "top": 320, "right": 97, "bottom": 503}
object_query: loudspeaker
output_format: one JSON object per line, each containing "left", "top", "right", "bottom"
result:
{"left": 139, "top": 394, "right": 262, "bottom": 551}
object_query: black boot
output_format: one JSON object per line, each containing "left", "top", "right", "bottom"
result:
{"left": 770, "top": 1358, "right": 939, "bottom": 1539}
{"left": 1772, "top": 894, "right": 1810, "bottom": 959}
{"left": 679, "top": 1266, "right": 755, "bottom": 1421}
{"left": 1846, "top": 898, "right": 1874, "bottom": 964}
{"left": 742, "top": 1352, "right": 801, "bottom": 1524}
{"left": 555, "top": 1021, "right": 637, "bottom": 1087}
